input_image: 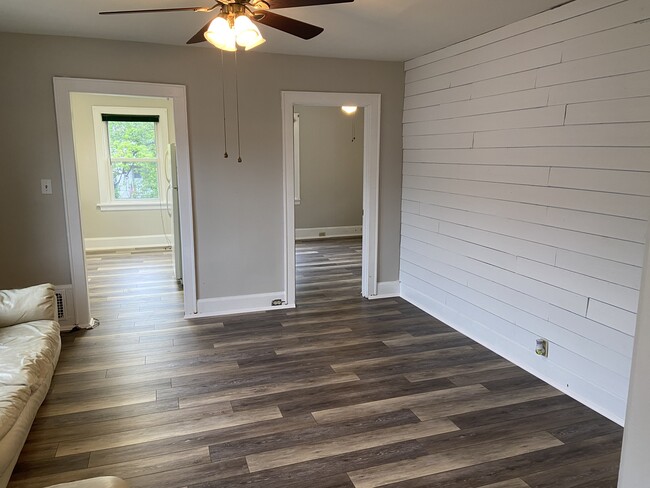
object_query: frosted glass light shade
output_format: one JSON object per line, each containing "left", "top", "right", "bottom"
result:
{"left": 341, "top": 106, "right": 358, "bottom": 114}
{"left": 204, "top": 17, "right": 236, "bottom": 51}
{"left": 234, "top": 15, "right": 265, "bottom": 50}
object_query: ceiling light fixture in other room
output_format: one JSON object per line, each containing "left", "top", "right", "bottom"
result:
{"left": 341, "top": 106, "right": 358, "bottom": 114}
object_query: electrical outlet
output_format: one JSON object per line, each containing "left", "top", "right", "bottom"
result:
{"left": 41, "top": 179, "right": 52, "bottom": 195}
{"left": 535, "top": 338, "right": 549, "bottom": 357}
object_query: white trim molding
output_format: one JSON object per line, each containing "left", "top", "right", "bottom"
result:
{"left": 53, "top": 77, "right": 198, "bottom": 326}
{"left": 368, "top": 281, "right": 400, "bottom": 300}
{"left": 281, "top": 91, "right": 381, "bottom": 307}
{"left": 196, "top": 292, "right": 293, "bottom": 317}
{"left": 295, "top": 225, "right": 362, "bottom": 240}
{"left": 96, "top": 202, "right": 171, "bottom": 212}
{"left": 84, "top": 234, "right": 173, "bottom": 251}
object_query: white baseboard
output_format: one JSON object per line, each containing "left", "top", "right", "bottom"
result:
{"left": 368, "top": 281, "right": 400, "bottom": 300}
{"left": 195, "top": 291, "right": 293, "bottom": 318}
{"left": 84, "top": 234, "right": 173, "bottom": 251}
{"left": 295, "top": 225, "right": 362, "bottom": 240}
{"left": 400, "top": 283, "right": 625, "bottom": 426}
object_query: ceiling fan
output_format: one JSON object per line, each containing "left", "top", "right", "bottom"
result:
{"left": 100, "top": 0, "right": 354, "bottom": 49}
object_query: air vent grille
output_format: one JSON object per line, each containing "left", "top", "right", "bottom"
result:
{"left": 55, "top": 290, "right": 67, "bottom": 320}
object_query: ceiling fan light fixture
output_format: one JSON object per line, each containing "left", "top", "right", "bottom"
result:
{"left": 204, "top": 16, "right": 237, "bottom": 51}
{"left": 234, "top": 14, "right": 266, "bottom": 50}
{"left": 341, "top": 106, "right": 358, "bottom": 114}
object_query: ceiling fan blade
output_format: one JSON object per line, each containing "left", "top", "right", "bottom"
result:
{"left": 186, "top": 19, "right": 215, "bottom": 44}
{"left": 100, "top": 7, "right": 206, "bottom": 15}
{"left": 253, "top": 10, "right": 323, "bottom": 39}
{"left": 264, "top": 0, "right": 353, "bottom": 9}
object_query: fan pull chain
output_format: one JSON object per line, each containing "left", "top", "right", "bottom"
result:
{"left": 220, "top": 50, "right": 229, "bottom": 159}
{"left": 234, "top": 49, "right": 243, "bottom": 163}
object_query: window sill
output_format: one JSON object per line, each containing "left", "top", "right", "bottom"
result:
{"left": 97, "top": 202, "right": 170, "bottom": 212}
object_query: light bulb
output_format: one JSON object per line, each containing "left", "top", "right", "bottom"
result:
{"left": 204, "top": 16, "right": 236, "bottom": 51}
{"left": 234, "top": 15, "right": 265, "bottom": 50}
{"left": 341, "top": 106, "right": 358, "bottom": 115}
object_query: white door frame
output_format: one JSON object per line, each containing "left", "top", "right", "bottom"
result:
{"left": 281, "top": 91, "right": 381, "bottom": 306}
{"left": 53, "top": 77, "right": 198, "bottom": 325}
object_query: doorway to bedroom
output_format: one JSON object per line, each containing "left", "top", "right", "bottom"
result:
{"left": 282, "top": 91, "right": 381, "bottom": 308}
{"left": 293, "top": 105, "right": 365, "bottom": 304}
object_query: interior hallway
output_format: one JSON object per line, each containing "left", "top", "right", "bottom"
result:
{"left": 10, "top": 240, "right": 623, "bottom": 488}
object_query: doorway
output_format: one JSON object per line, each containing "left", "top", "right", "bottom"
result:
{"left": 53, "top": 78, "right": 197, "bottom": 328}
{"left": 282, "top": 91, "right": 381, "bottom": 307}
{"left": 69, "top": 93, "right": 182, "bottom": 325}
{"left": 293, "top": 105, "right": 365, "bottom": 303}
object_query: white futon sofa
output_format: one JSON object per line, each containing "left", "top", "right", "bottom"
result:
{"left": 0, "top": 284, "right": 61, "bottom": 488}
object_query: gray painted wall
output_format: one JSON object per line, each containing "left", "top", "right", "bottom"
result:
{"left": 0, "top": 32, "right": 404, "bottom": 298}
{"left": 70, "top": 93, "right": 173, "bottom": 242}
{"left": 294, "top": 105, "right": 363, "bottom": 230}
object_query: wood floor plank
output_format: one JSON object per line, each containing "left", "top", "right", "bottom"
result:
{"left": 312, "top": 384, "right": 487, "bottom": 424}
{"left": 246, "top": 418, "right": 458, "bottom": 472}
{"left": 403, "top": 358, "right": 513, "bottom": 382}
{"left": 209, "top": 409, "right": 420, "bottom": 462}
{"left": 55, "top": 406, "right": 282, "bottom": 457}
{"left": 412, "top": 385, "right": 564, "bottom": 422}
{"left": 177, "top": 373, "right": 360, "bottom": 408}
{"left": 27, "top": 402, "right": 233, "bottom": 444}
{"left": 88, "top": 414, "right": 318, "bottom": 468}
{"left": 347, "top": 432, "right": 564, "bottom": 488}
{"left": 479, "top": 480, "right": 531, "bottom": 488}
{"left": 39, "top": 391, "right": 157, "bottom": 418}
{"left": 330, "top": 345, "right": 477, "bottom": 373}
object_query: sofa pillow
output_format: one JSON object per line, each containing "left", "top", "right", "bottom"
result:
{"left": 0, "top": 284, "right": 56, "bottom": 328}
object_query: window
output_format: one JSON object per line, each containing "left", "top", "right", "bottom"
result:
{"left": 92, "top": 107, "right": 170, "bottom": 211}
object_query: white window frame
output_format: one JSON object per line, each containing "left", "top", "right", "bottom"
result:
{"left": 91, "top": 106, "right": 170, "bottom": 211}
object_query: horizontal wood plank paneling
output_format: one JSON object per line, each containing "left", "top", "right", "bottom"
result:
{"left": 403, "top": 106, "right": 566, "bottom": 136}
{"left": 548, "top": 70, "right": 650, "bottom": 105}
{"left": 537, "top": 44, "right": 650, "bottom": 87}
{"left": 401, "top": 0, "right": 649, "bottom": 422}
{"left": 564, "top": 96, "right": 650, "bottom": 125}
{"left": 404, "top": 0, "right": 623, "bottom": 70}
{"left": 561, "top": 19, "right": 650, "bottom": 61}
{"left": 403, "top": 88, "right": 550, "bottom": 123}
{"left": 407, "top": 0, "right": 648, "bottom": 84}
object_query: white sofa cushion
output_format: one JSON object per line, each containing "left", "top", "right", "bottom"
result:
{"left": 0, "top": 284, "right": 55, "bottom": 328}
{"left": 0, "top": 320, "right": 60, "bottom": 439}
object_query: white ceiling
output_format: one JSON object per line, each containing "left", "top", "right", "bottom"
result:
{"left": 0, "top": 0, "right": 569, "bottom": 61}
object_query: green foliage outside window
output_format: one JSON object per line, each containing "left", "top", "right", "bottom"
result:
{"left": 107, "top": 121, "right": 160, "bottom": 200}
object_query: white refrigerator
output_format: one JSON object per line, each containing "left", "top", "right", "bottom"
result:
{"left": 168, "top": 143, "right": 183, "bottom": 285}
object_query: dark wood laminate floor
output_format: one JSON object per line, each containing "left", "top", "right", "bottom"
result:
{"left": 11, "top": 239, "right": 623, "bottom": 488}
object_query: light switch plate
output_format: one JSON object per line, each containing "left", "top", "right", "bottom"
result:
{"left": 41, "top": 179, "right": 52, "bottom": 195}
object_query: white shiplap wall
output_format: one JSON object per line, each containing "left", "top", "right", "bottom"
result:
{"left": 400, "top": 0, "right": 650, "bottom": 424}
